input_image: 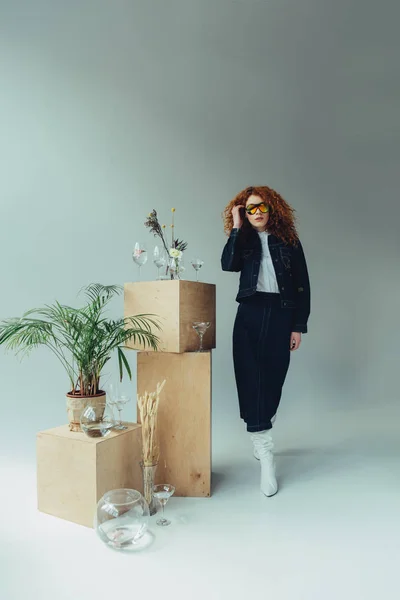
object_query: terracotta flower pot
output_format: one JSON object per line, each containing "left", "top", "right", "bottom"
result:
{"left": 66, "top": 391, "right": 106, "bottom": 432}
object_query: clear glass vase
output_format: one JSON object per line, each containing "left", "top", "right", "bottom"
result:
{"left": 140, "top": 462, "right": 158, "bottom": 516}
{"left": 168, "top": 256, "right": 185, "bottom": 280}
{"left": 168, "top": 265, "right": 180, "bottom": 280}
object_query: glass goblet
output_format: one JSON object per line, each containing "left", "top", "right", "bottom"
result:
{"left": 132, "top": 242, "right": 148, "bottom": 280}
{"left": 192, "top": 321, "right": 211, "bottom": 352}
{"left": 106, "top": 382, "right": 118, "bottom": 422}
{"left": 153, "top": 246, "right": 167, "bottom": 280}
{"left": 107, "top": 383, "right": 131, "bottom": 430}
{"left": 153, "top": 484, "right": 175, "bottom": 526}
{"left": 113, "top": 394, "right": 131, "bottom": 430}
{"left": 191, "top": 258, "right": 204, "bottom": 282}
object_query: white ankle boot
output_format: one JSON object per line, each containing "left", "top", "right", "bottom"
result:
{"left": 249, "top": 430, "right": 278, "bottom": 497}
{"left": 253, "top": 414, "right": 276, "bottom": 460}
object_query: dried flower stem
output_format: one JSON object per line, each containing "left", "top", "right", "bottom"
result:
{"left": 137, "top": 379, "right": 166, "bottom": 466}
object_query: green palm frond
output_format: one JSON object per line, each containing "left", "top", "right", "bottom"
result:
{"left": 117, "top": 347, "right": 132, "bottom": 382}
{"left": 81, "top": 283, "right": 122, "bottom": 306}
{"left": 0, "top": 317, "right": 53, "bottom": 351}
{"left": 0, "top": 284, "right": 161, "bottom": 396}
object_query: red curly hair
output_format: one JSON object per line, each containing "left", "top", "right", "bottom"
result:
{"left": 223, "top": 186, "right": 299, "bottom": 246}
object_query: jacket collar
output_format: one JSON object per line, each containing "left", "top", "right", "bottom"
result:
{"left": 247, "top": 227, "right": 282, "bottom": 247}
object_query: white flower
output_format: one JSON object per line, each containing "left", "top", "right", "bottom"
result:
{"left": 169, "top": 248, "right": 182, "bottom": 259}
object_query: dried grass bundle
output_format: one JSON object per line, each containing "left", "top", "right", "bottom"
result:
{"left": 137, "top": 379, "right": 166, "bottom": 466}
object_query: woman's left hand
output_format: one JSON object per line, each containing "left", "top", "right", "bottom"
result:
{"left": 290, "top": 332, "right": 302, "bottom": 351}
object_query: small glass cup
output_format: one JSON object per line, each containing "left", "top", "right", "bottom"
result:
{"left": 153, "top": 484, "right": 175, "bottom": 526}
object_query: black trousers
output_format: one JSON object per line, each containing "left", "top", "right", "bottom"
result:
{"left": 233, "top": 292, "right": 294, "bottom": 432}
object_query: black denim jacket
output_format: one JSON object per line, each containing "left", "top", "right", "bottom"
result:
{"left": 221, "top": 227, "right": 311, "bottom": 333}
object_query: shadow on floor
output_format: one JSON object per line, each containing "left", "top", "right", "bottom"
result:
{"left": 211, "top": 440, "right": 392, "bottom": 493}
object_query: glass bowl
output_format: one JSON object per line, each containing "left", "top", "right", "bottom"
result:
{"left": 80, "top": 401, "right": 114, "bottom": 438}
{"left": 95, "top": 488, "right": 150, "bottom": 550}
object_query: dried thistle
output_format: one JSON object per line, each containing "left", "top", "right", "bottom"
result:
{"left": 144, "top": 210, "right": 170, "bottom": 255}
{"left": 144, "top": 209, "right": 163, "bottom": 238}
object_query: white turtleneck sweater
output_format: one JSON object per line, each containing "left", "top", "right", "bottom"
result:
{"left": 256, "top": 230, "right": 280, "bottom": 293}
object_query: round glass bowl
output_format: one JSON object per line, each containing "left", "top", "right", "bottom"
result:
{"left": 95, "top": 489, "right": 150, "bottom": 550}
{"left": 80, "top": 401, "right": 114, "bottom": 438}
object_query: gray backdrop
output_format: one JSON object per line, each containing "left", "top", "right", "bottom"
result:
{"left": 0, "top": 0, "right": 398, "bottom": 459}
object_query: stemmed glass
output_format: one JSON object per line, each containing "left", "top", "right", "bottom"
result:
{"left": 107, "top": 383, "right": 131, "bottom": 430}
{"left": 191, "top": 258, "right": 204, "bottom": 282}
{"left": 132, "top": 242, "right": 148, "bottom": 280}
{"left": 192, "top": 321, "right": 211, "bottom": 352}
{"left": 153, "top": 484, "right": 175, "bottom": 526}
{"left": 153, "top": 246, "right": 167, "bottom": 280}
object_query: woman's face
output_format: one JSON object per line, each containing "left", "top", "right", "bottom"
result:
{"left": 245, "top": 195, "right": 270, "bottom": 232}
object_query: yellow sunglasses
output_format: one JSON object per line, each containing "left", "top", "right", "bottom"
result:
{"left": 245, "top": 202, "right": 269, "bottom": 215}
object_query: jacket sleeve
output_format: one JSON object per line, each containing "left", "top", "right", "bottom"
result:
{"left": 291, "top": 239, "right": 311, "bottom": 334}
{"left": 221, "top": 228, "right": 243, "bottom": 272}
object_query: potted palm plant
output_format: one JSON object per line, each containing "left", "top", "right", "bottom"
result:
{"left": 0, "top": 284, "right": 160, "bottom": 431}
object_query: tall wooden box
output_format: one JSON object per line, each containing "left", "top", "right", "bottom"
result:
{"left": 137, "top": 351, "right": 212, "bottom": 497}
{"left": 37, "top": 423, "right": 142, "bottom": 528}
{"left": 124, "top": 280, "right": 216, "bottom": 353}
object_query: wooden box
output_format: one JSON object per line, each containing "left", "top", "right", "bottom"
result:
{"left": 137, "top": 351, "right": 212, "bottom": 497}
{"left": 37, "top": 423, "right": 142, "bottom": 528}
{"left": 124, "top": 280, "right": 216, "bottom": 353}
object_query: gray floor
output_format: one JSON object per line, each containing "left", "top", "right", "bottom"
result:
{"left": 1, "top": 401, "right": 399, "bottom": 600}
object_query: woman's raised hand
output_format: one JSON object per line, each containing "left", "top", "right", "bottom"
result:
{"left": 231, "top": 205, "right": 244, "bottom": 229}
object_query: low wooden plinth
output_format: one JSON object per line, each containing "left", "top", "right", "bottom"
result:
{"left": 37, "top": 423, "right": 142, "bottom": 528}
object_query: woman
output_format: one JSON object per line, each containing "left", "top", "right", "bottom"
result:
{"left": 221, "top": 186, "right": 310, "bottom": 497}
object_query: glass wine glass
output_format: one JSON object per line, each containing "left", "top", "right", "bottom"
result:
{"left": 153, "top": 484, "right": 175, "bottom": 526}
{"left": 192, "top": 321, "right": 211, "bottom": 352}
{"left": 191, "top": 257, "right": 204, "bottom": 282}
{"left": 132, "top": 242, "right": 148, "bottom": 280}
{"left": 107, "top": 383, "right": 131, "bottom": 430}
{"left": 114, "top": 394, "right": 130, "bottom": 430}
{"left": 153, "top": 246, "right": 167, "bottom": 280}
